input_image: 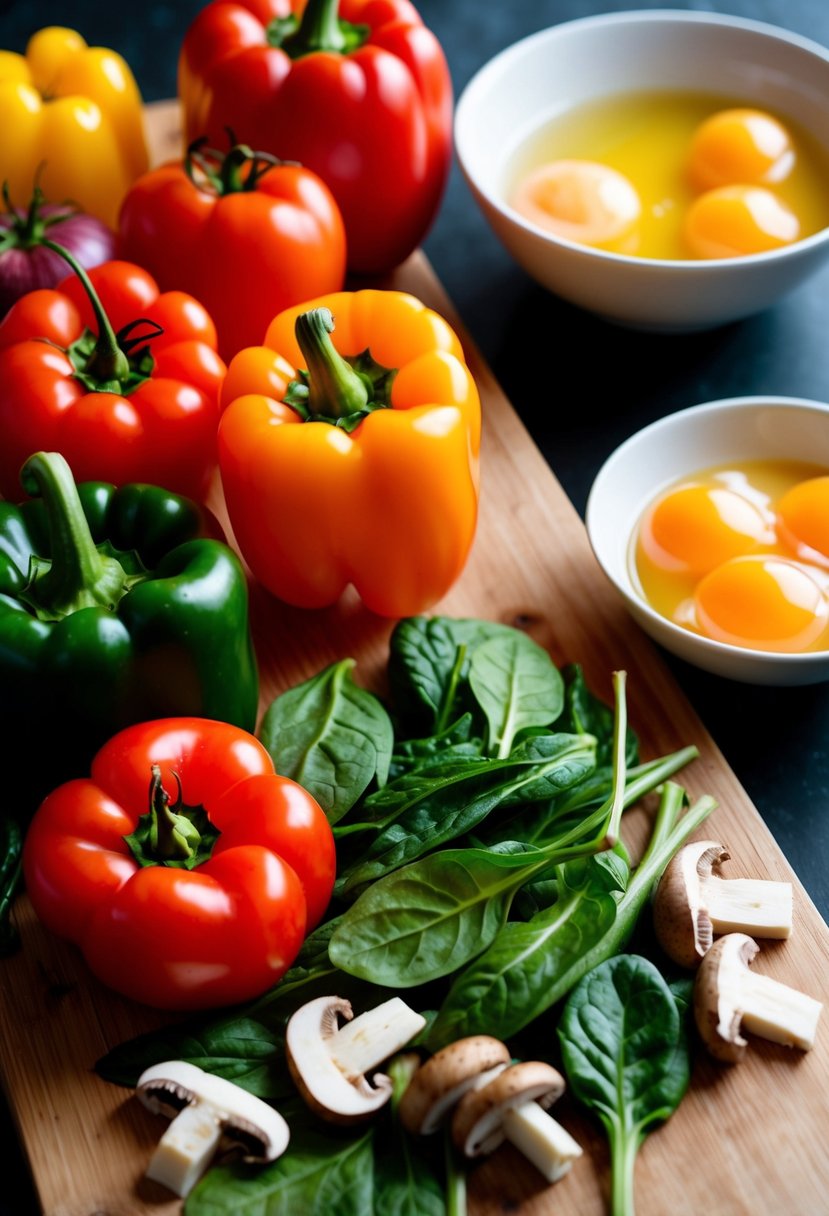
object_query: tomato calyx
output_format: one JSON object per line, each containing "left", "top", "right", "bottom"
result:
{"left": 124, "top": 765, "right": 220, "bottom": 871}
{"left": 284, "top": 307, "right": 397, "bottom": 432}
{"left": 41, "top": 239, "right": 162, "bottom": 395}
{"left": 18, "top": 451, "right": 146, "bottom": 622}
{"left": 0, "top": 181, "right": 77, "bottom": 252}
{"left": 185, "top": 137, "right": 295, "bottom": 197}
{"left": 266, "top": 0, "right": 369, "bottom": 59}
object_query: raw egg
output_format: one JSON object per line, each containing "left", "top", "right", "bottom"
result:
{"left": 684, "top": 185, "right": 800, "bottom": 258}
{"left": 639, "top": 482, "right": 773, "bottom": 576}
{"left": 687, "top": 107, "right": 795, "bottom": 191}
{"left": 510, "top": 159, "right": 641, "bottom": 252}
{"left": 777, "top": 476, "right": 829, "bottom": 563}
{"left": 694, "top": 556, "right": 828, "bottom": 652}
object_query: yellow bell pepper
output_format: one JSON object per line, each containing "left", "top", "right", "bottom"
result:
{"left": 0, "top": 27, "right": 148, "bottom": 228}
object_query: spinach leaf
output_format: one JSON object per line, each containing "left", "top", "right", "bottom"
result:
{"left": 186, "top": 1122, "right": 375, "bottom": 1216}
{"left": 260, "top": 659, "right": 393, "bottom": 824}
{"left": 329, "top": 844, "right": 553, "bottom": 985}
{"left": 373, "top": 1055, "right": 446, "bottom": 1216}
{"left": 557, "top": 954, "right": 692, "bottom": 1216}
{"left": 388, "top": 616, "right": 515, "bottom": 737}
{"left": 336, "top": 734, "right": 597, "bottom": 896}
{"left": 426, "top": 852, "right": 628, "bottom": 1049}
{"left": 388, "top": 714, "right": 481, "bottom": 780}
{"left": 468, "top": 631, "right": 564, "bottom": 757}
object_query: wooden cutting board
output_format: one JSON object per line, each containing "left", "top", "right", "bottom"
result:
{"left": 1, "top": 101, "right": 827, "bottom": 1216}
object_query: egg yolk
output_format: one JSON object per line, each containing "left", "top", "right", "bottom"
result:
{"left": 683, "top": 185, "right": 800, "bottom": 259}
{"left": 510, "top": 159, "right": 641, "bottom": 252}
{"left": 694, "top": 556, "right": 828, "bottom": 651}
{"left": 777, "top": 476, "right": 829, "bottom": 563}
{"left": 640, "top": 483, "right": 773, "bottom": 576}
{"left": 687, "top": 108, "right": 795, "bottom": 191}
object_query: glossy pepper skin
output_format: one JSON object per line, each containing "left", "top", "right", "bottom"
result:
{"left": 218, "top": 290, "right": 481, "bottom": 617}
{"left": 0, "top": 257, "right": 225, "bottom": 501}
{"left": 0, "top": 453, "right": 258, "bottom": 815}
{"left": 118, "top": 140, "right": 346, "bottom": 360}
{"left": 23, "top": 717, "right": 336, "bottom": 1010}
{"left": 0, "top": 27, "right": 148, "bottom": 228}
{"left": 178, "top": 0, "right": 452, "bottom": 274}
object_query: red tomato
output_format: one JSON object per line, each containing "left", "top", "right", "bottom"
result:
{"left": 22, "top": 718, "right": 337, "bottom": 1011}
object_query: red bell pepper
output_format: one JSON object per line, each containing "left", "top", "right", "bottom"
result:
{"left": 118, "top": 139, "right": 346, "bottom": 359}
{"left": 0, "top": 252, "right": 225, "bottom": 501}
{"left": 178, "top": 0, "right": 452, "bottom": 274}
{"left": 22, "top": 718, "right": 337, "bottom": 1010}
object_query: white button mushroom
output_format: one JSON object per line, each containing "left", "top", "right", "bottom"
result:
{"left": 451, "top": 1060, "right": 583, "bottom": 1183}
{"left": 653, "top": 839, "right": 793, "bottom": 968}
{"left": 694, "top": 932, "right": 823, "bottom": 1063}
{"left": 285, "top": 995, "right": 426, "bottom": 1123}
{"left": 136, "top": 1060, "right": 289, "bottom": 1198}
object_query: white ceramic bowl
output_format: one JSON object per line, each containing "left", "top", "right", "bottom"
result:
{"left": 585, "top": 397, "right": 829, "bottom": 684}
{"left": 455, "top": 11, "right": 829, "bottom": 332}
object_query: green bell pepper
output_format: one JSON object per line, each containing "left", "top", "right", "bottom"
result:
{"left": 0, "top": 451, "right": 259, "bottom": 814}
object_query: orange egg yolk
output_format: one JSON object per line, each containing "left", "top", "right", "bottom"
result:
{"left": 684, "top": 185, "right": 800, "bottom": 258}
{"left": 687, "top": 108, "right": 795, "bottom": 191}
{"left": 640, "top": 483, "right": 773, "bottom": 576}
{"left": 694, "top": 556, "right": 828, "bottom": 651}
{"left": 510, "top": 159, "right": 641, "bottom": 252}
{"left": 777, "top": 476, "right": 829, "bottom": 562}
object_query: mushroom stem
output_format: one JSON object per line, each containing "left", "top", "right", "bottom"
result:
{"left": 705, "top": 876, "right": 792, "bottom": 938}
{"left": 146, "top": 1100, "right": 224, "bottom": 1198}
{"left": 735, "top": 965, "right": 822, "bottom": 1049}
{"left": 330, "top": 997, "right": 426, "bottom": 1078}
{"left": 502, "top": 1102, "right": 583, "bottom": 1183}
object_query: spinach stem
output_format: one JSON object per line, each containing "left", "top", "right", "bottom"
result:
{"left": 445, "top": 1133, "right": 467, "bottom": 1216}
{"left": 609, "top": 1120, "right": 640, "bottom": 1216}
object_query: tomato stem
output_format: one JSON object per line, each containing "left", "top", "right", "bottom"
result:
{"left": 41, "top": 238, "right": 130, "bottom": 384}
{"left": 294, "top": 307, "right": 370, "bottom": 419}
{"left": 18, "top": 452, "right": 135, "bottom": 621}
{"left": 0, "top": 182, "right": 76, "bottom": 250}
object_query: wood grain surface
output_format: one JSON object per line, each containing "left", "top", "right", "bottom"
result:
{"left": 0, "top": 101, "right": 827, "bottom": 1216}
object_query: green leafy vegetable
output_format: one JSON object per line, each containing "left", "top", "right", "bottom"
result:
{"left": 467, "top": 630, "right": 564, "bottom": 757}
{"left": 558, "top": 953, "right": 693, "bottom": 1216}
{"left": 260, "top": 659, "right": 393, "bottom": 824}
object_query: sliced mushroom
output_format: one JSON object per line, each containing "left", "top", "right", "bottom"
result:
{"left": 694, "top": 932, "right": 823, "bottom": 1063}
{"left": 452, "top": 1060, "right": 583, "bottom": 1183}
{"left": 398, "top": 1035, "right": 511, "bottom": 1135}
{"left": 286, "top": 995, "right": 426, "bottom": 1124}
{"left": 136, "top": 1060, "right": 289, "bottom": 1197}
{"left": 654, "top": 839, "right": 793, "bottom": 968}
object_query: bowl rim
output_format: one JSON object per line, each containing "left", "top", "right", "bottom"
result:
{"left": 455, "top": 8, "right": 829, "bottom": 272}
{"left": 585, "top": 394, "right": 829, "bottom": 667}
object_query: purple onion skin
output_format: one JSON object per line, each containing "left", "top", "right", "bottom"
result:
{"left": 0, "top": 206, "right": 116, "bottom": 317}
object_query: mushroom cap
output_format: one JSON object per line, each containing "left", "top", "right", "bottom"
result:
{"left": 137, "top": 1060, "right": 289, "bottom": 1162}
{"left": 693, "top": 932, "right": 758, "bottom": 1064}
{"left": 398, "top": 1035, "right": 511, "bottom": 1135}
{"left": 452, "top": 1061, "right": 566, "bottom": 1158}
{"left": 653, "top": 839, "right": 730, "bottom": 969}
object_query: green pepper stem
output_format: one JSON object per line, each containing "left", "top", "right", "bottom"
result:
{"left": 148, "top": 766, "right": 200, "bottom": 862}
{"left": 295, "top": 308, "right": 369, "bottom": 419}
{"left": 19, "top": 452, "right": 132, "bottom": 619}
{"left": 287, "top": 0, "right": 348, "bottom": 54}
{"left": 41, "top": 238, "right": 129, "bottom": 383}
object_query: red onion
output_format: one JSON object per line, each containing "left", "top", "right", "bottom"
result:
{"left": 0, "top": 186, "right": 115, "bottom": 317}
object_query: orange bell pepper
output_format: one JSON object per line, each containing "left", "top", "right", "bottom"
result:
{"left": 218, "top": 290, "right": 481, "bottom": 617}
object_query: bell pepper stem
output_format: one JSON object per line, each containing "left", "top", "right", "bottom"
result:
{"left": 289, "top": 0, "right": 347, "bottom": 54}
{"left": 148, "top": 767, "right": 201, "bottom": 863}
{"left": 19, "top": 452, "right": 133, "bottom": 620}
{"left": 41, "top": 238, "right": 130, "bottom": 383}
{"left": 295, "top": 308, "right": 369, "bottom": 419}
